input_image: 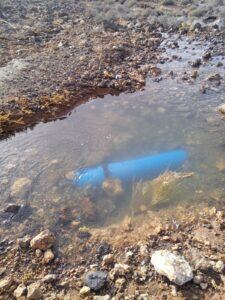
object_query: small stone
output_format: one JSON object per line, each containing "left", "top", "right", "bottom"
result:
{"left": 114, "top": 263, "right": 130, "bottom": 276}
{"left": 0, "top": 277, "right": 14, "bottom": 291}
{"left": 218, "top": 104, "right": 225, "bottom": 114}
{"left": 193, "top": 275, "right": 203, "bottom": 285}
{"left": 138, "top": 294, "right": 149, "bottom": 300}
{"left": 27, "top": 282, "right": 42, "bottom": 300}
{"left": 0, "top": 267, "right": 6, "bottom": 276}
{"left": 18, "top": 235, "right": 31, "bottom": 249}
{"left": 30, "top": 230, "right": 55, "bottom": 250}
{"left": 11, "top": 177, "right": 32, "bottom": 198}
{"left": 93, "top": 295, "right": 111, "bottom": 300}
{"left": 35, "top": 249, "right": 42, "bottom": 258}
{"left": 151, "top": 250, "right": 193, "bottom": 285}
{"left": 190, "top": 58, "right": 201, "bottom": 68}
{"left": 42, "top": 274, "right": 57, "bottom": 283}
{"left": 102, "top": 254, "right": 114, "bottom": 266}
{"left": 44, "top": 249, "right": 54, "bottom": 264}
{"left": 171, "top": 285, "right": 177, "bottom": 297}
{"left": 79, "top": 286, "right": 90, "bottom": 297}
{"left": 84, "top": 271, "right": 107, "bottom": 291}
{"left": 214, "top": 260, "right": 224, "bottom": 273}
{"left": 200, "top": 282, "right": 208, "bottom": 290}
{"left": 139, "top": 245, "right": 148, "bottom": 257}
{"left": 13, "top": 284, "right": 27, "bottom": 298}
{"left": 125, "top": 250, "right": 134, "bottom": 261}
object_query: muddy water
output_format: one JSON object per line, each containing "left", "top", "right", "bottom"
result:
{"left": 1, "top": 36, "right": 225, "bottom": 249}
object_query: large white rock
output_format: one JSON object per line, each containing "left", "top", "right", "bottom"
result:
{"left": 151, "top": 250, "right": 193, "bottom": 285}
{"left": 218, "top": 104, "right": 225, "bottom": 114}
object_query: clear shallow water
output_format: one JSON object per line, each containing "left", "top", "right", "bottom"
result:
{"left": 1, "top": 36, "right": 225, "bottom": 247}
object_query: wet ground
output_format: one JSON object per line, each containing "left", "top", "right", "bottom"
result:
{"left": 1, "top": 36, "right": 225, "bottom": 256}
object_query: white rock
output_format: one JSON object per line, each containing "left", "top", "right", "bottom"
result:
{"left": 0, "top": 277, "right": 14, "bottom": 291}
{"left": 13, "top": 284, "right": 27, "bottom": 298}
{"left": 218, "top": 104, "right": 225, "bottom": 114}
{"left": 93, "top": 296, "right": 111, "bottom": 300}
{"left": 151, "top": 250, "right": 193, "bottom": 285}
{"left": 27, "top": 282, "right": 42, "bottom": 300}
{"left": 214, "top": 260, "right": 224, "bottom": 273}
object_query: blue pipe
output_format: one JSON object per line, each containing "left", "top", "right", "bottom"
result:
{"left": 72, "top": 150, "right": 187, "bottom": 187}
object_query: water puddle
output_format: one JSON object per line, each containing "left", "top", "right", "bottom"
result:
{"left": 1, "top": 36, "right": 225, "bottom": 252}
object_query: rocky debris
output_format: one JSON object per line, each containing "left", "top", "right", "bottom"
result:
{"left": 13, "top": 284, "right": 27, "bottom": 298}
{"left": 79, "top": 286, "right": 91, "bottom": 297}
{"left": 206, "top": 73, "right": 222, "bottom": 82}
{"left": 0, "top": 276, "right": 14, "bottom": 291}
{"left": 30, "top": 230, "right": 55, "bottom": 251}
{"left": 84, "top": 271, "right": 108, "bottom": 291}
{"left": 151, "top": 250, "right": 193, "bottom": 285}
{"left": 10, "top": 177, "right": 32, "bottom": 198}
{"left": 44, "top": 249, "right": 55, "bottom": 264}
{"left": 218, "top": 104, "right": 225, "bottom": 114}
{"left": 27, "top": 282, "right": 42, "bottom": 300}
{"left": 192, "top": 227, "right": 225, "bottom": 249}
{"left": 102, "top": 178, "right": 123, "bottom": 198}
{"left": 41, "top": 274, "right": 57, "bottom": 284}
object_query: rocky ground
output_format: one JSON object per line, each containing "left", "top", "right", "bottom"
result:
{"left": 1, "top": 0, "right": 225, "bottom": 299}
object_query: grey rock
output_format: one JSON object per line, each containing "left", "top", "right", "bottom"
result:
{"left": 151, "top": 250, "right": 193, "bottom": 285}
{"left": 84, "top": 271, "right": 107, "bottom": 291}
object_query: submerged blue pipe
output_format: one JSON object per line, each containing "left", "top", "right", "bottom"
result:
{"left": 72, "top": 150, "right": 187, "bottom": 187}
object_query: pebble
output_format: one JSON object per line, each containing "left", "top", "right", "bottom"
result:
{"left": 84, "top": 271, "right": 107, "bottom": 291}
{"left": 44, "top": 249, "right": 55, "bottom": 264}
{"left": 0, "top": 277, "right": 14, "bottom": 291}
{"left": 30, "top": 230, "right": 55, "bottom": 250}
{"left": 102, "top": 254, "right": 114, "bottom": 266}
{"left": 13, "top": 284, "right": 27, "bottom": 298}
{"left": 79, "top": 286, "right": 91, "bottom": 297}
{"left": 114, "top": 263, "right": 130, "bottom": 276}
{"left": 214, "top": 260, "right": 224, "bottom": 273}
{"left": 93, "top": 295, "right": 111, "bottom": 300}
{"left": 27, "top": 282, "right": 42, "bottom": 300}
{"left": 193, "top": 274, "right": 204, "bottom": 285}
{"left": 18, "top": 235, "right": 31, "bottom": 249}
{"left": 42, "top": 274, "right": 57, "bottom": 283}
{"left": 151, "top": 250, "right": 193, "bottom": 285}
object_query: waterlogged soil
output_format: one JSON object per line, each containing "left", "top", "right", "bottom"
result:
{"left": 1, "top": 33, "right": 225, "bottom": 298}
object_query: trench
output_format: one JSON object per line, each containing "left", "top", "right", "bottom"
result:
{"left": 0, "top": 35, "right": 225, "bottom": 255}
